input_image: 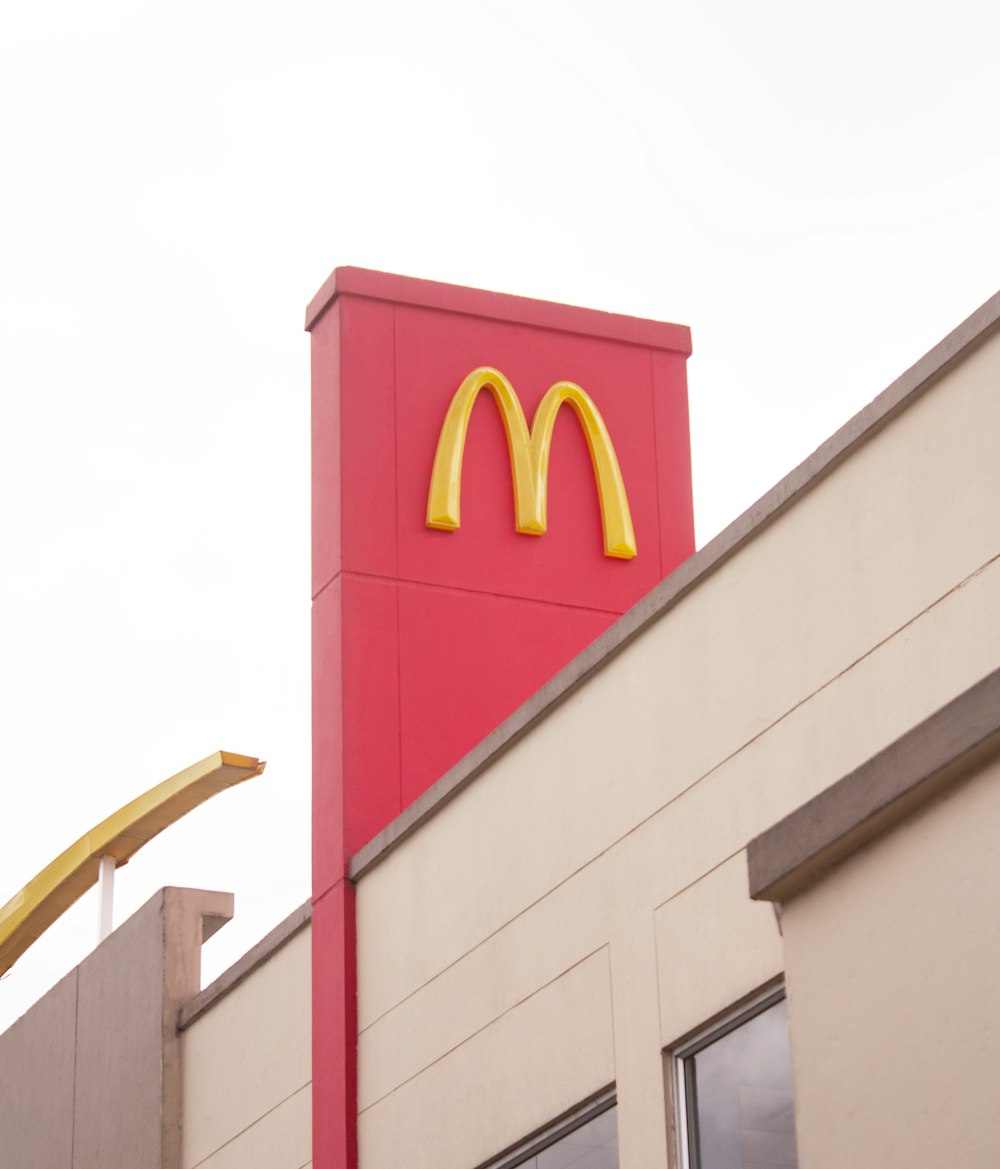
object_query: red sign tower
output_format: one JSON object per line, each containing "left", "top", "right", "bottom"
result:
{"left": 307, "top": 268, "right": 693, "bottom": 1168}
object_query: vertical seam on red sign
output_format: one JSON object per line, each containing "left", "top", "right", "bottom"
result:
{"left": 392, "top": 305, "right": 404, "bottom": 814}
{"left": 648, "top": 346, "right": 665, "bottom": 580}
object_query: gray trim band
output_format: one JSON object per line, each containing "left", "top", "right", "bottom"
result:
{"left": 748, "top": 666, "right": 1000, "bottom": 903}
{"left": 178, "top": 900, "right": 312, "bottom": 1030}
{"left": 349, "top": 287, "right": 1000, "bottom": 882}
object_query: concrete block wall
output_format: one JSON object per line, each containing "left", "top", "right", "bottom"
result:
{"left": 0, "top": 887, "right": 232, "bottom": 1169}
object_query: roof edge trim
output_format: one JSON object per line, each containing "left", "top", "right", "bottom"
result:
{"left": 747, "top": 665, "right": 1000, "bottom": 902}
{"left": 178, "top": 899, "right": 312, "bottom": 1030}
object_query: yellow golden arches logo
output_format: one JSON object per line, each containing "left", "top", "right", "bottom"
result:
{"left": 426, "top": 367, "right": 637, "bottom": 559}
{"left": 0, "top": 752, "right": 264, "bottom": 977}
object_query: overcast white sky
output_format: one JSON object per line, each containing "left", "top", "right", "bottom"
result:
{"left": 2, "top": 0, "right": 998, "bottom": 1031}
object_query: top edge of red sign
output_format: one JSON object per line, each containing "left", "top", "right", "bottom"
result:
{"left": 304, "top": 266, "right": 692, "bottom": 355}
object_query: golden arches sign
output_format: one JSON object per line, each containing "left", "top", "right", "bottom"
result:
{"left": 0, "top": 751, "right": 264, "bottom": 977}
{"left": 426, "top": 367, "right": 637, "bottom": 559}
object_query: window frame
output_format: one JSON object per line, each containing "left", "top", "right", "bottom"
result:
{"left": 671, "top": 983, "right": 790, "bottom": 1169}
{"left": 475, "top": 1087, "right": 617, "bottom": 1169}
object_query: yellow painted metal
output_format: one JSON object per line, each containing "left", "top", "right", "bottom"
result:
{"left": 426, "top": 367, "right": 637, "bottom": 559}
{"left": 0, "top": 751, "right": 265, "bottom": 977}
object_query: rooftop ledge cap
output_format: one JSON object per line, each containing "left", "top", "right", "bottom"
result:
{"left": 747, "top": 666, "right": 1000, "bottom": 903}
{"left": 304, "top": 266, "right": 692, "bottom": 354}
{"left": 179, "top": 899, "right": 311, "bottom": 1030}
{"left": 349, "top": 285, "right": 1000, "bottom": 882}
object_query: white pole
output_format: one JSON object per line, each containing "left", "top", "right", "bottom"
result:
{"left": 97, "top": 855, "right": 115, "bottom": 942}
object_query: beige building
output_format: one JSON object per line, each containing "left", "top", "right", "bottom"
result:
{"left": 2, "top": 289, "right": 998, "bottom": 1169}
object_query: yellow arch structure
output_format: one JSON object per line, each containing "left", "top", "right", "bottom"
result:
{"left": 0, "top": 751, "right": 265, "bottom": 977}
{"left": 426, "top": 367, "right": 637, "bottom": 559}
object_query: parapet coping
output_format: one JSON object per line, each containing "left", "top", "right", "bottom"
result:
{"left": 304, "top": 266, "right": 692, "bottom": 354}
{"left": 178, "top": 899, "right": 311, "bottom": 1030}
{"left": 349, "top": 286, "right": 1000, "bottom": 882}
{"left": 747, "top": 666, "right": 1000, "bottom": 902}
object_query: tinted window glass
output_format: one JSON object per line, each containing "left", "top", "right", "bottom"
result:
{"left": 684, "top": 998, "right": 798, "bottom": 1169}
{"left": 517, "top": 1104, "right": 618, "bottom": 1169}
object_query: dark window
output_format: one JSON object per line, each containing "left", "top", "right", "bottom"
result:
{"left": 481, "top": 1093, "right": 618, "bottom": 1169}
{"left": 677, "top": 993, "right": 798, "bottom": 1169}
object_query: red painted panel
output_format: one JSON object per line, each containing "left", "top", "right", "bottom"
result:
{"left": 311, "top": 882, "right": 357, "bottom": 1169}
{"left": 397, "top": 582, "right": 613, "bottom": 805}
{"left": 311, "top": 302, "right": 342, "bottom": 598}
{"left": 338, "top": 297, "right": 398, "bottom": 579}
{"left": 306, "top": 266, "right": 693, "bottom": 355}
{"left": 394, "top": 305, "right": 668, "bottom": 611}
{"left": 313, "top": 575, "right": 403, "bottom": 897}
{"left": 340, "top": 575, "right": 401, "bottom": 859}
{"left": 652, "top": 349, "right": 696, "bottom": 578}
{"left": 312, "top": 579, "right": 344, "bottom": 898}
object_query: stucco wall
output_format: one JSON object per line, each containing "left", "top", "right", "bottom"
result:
{"left": 780, "top": 752, "right": 1000, "bottom": 1167}
{"left": 352, "top": 320, "right": 1000, "bottom": 1168}
{"left": 0, "top": 887, "right": 233, "bottom": 1169}
{"left": 181, "top": 919, "right": 312, "bottom": 1169}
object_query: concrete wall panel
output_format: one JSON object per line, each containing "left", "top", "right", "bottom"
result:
{"left": 782, "top": 754, "right": 1000, "bottom": 1167}
{"left": 358, "top": 847, "right": 619, "bottom": 1110}
{"left": 185, "top": 1083, "right": 311, "bottom": 1169}
{"left": 0, "top": 971, "right": 77, "bottom": 1169}
{"left": 358, "top": 545, "right": 1000, "bottom": 1029}
{"left": 72, "top": 892, "right": 169, "bottom": 1169}
{"left": 359, "top": 950, "right": 614, "bottom": 1169}
{"left": 182, "top": 926, "right": 311, "bottom": 1169}
{"left": 654, "top": 855, "right": 783, "bottom": 1046}
{"left": 0, "top": 887, "right": 233, "bottom": 1169}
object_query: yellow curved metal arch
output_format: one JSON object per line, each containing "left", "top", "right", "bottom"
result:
{"left": 0, "top": 751, "right": 265, "bottom": 977}
{"left": 426, "top": 367, "right": 637, "bottom": 559}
